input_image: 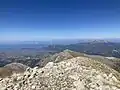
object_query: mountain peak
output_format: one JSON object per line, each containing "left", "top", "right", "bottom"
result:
{"left": 0, "top": 56, "right": 120, "bottom": 90}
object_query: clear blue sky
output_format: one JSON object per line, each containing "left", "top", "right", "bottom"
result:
{"left": 0, "top": 0, "right": 120, "bottom": 41}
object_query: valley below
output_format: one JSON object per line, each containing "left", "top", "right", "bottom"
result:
{"left": 0, "top": 41, "right": 120, "bottom": 89}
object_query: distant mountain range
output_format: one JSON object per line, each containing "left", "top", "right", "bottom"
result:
{"left": 1, "top": 40, "right": 120, "bottom": 57}
{"left": 1, "top": 38, "right": 120, "bottom": 45}
{"left": 44, "top": 41, "right": 120, "bottom": 58}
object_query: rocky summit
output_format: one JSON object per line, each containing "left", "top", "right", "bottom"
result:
{"left": 0, "top": 56, "right": 120, "bottom": 90}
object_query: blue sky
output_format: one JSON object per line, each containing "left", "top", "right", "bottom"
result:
{"left": 0, "top": 0, "right": 120, "bottom": 41}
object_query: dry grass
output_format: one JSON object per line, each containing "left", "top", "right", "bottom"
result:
{"left": 0, "top": 67, "right": 13, "bottom": 78}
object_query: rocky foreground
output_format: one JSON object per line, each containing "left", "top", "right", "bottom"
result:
{"left": 0, "top": 56, "right": 120, "bottom": 90}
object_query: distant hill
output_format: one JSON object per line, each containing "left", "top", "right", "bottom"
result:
{"left": 4, "top": 63, "right": 28, "bottom": 73}
{"left": 0, "top": 63, "right": 28, "bottom": 78}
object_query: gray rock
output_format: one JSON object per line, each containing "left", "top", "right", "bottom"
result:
{"left": 0, "top": 56, "right": 120, "bottom": 90}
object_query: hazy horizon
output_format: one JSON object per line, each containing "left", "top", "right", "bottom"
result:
{"left": 1, "top": 38, "right": 120, "bottom": 44}
{"left": 0, "top": 0, "right": 120, "bottom": 41}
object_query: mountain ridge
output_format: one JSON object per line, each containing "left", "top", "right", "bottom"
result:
{"left": 0, "top": 53, "right": 120, "bottom": 90}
